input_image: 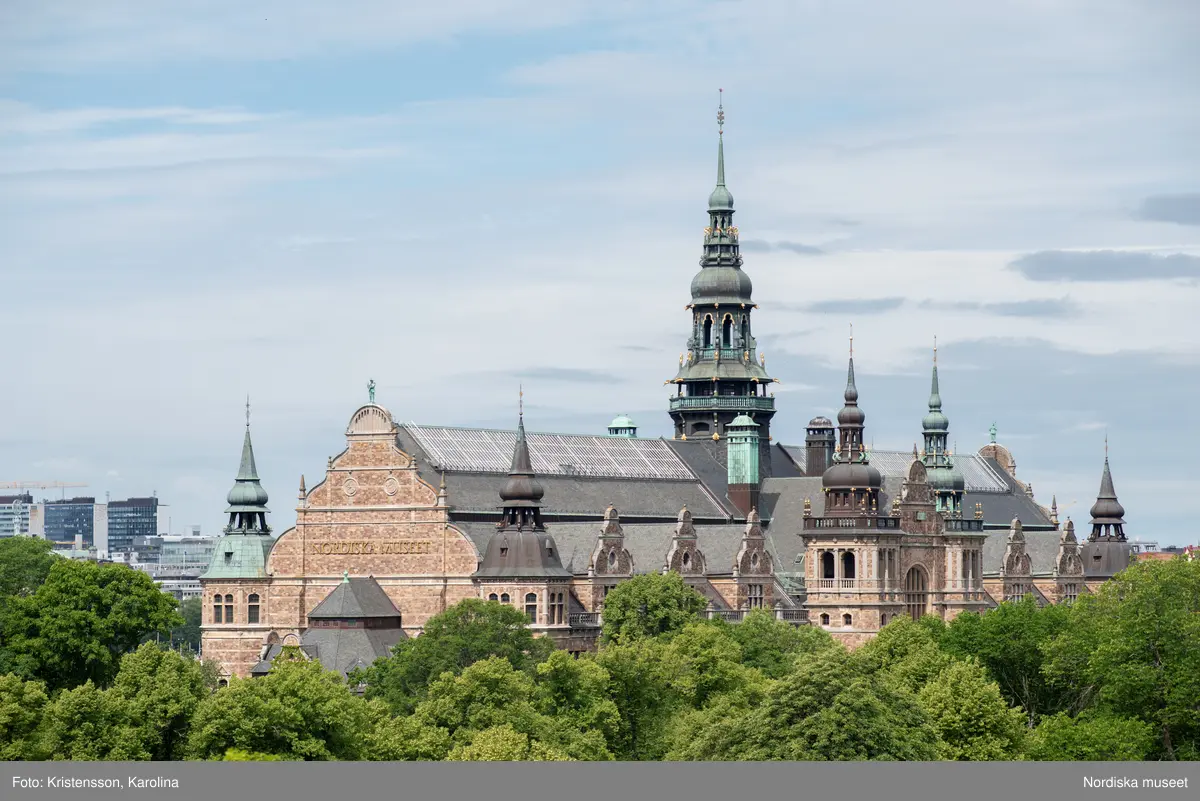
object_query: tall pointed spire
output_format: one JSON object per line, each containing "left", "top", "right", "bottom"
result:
{"left": 920, "top": 339, "right": 962, "bottom": 514}
{"left": 225, "top": 399, "right": 270, "bottom": 535}
{"left": 1088, "top": 446, "right": 1126, "bottom": 542}
{"left": 498, "top": 394, "right": 545, "bottom": 530}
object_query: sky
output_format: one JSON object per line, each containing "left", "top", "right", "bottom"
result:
{"left": 1, "top": 0, "right": 1198, "bottom": 545}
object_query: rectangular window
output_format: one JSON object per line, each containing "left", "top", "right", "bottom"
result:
{"left": 524, "top": 592, "right": 538, "bottom": 623}
{"left": 747, "top": 584, "right": 764, "bottom": 609}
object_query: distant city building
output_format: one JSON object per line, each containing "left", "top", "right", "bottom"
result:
{"left": 43, "top": 497, "right": 99, "bottom": 547}
{"left": 0, "top": 494, "right": 33, "bottom": 538}
{"left": 106, "top": 496, "right": 160, "bottom": 553}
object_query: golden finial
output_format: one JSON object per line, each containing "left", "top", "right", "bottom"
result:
{"left": 519, "top": 384, "right": 523, "bottom": 418}
{"left": 679, "top": 353, "right": 684, "bottom": 366}
{"left": 803, "top": 497, "right": 812, "bottom": 517}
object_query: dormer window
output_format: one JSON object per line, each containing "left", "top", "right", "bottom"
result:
{"left": 499, "top": 547, "right": 508, "bottom": 557}
{"left": 224, "top": 551, "right": 233, "bottom": 564}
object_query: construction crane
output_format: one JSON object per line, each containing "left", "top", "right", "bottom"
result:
{"left": 0, "top": 481, "right": 88, "bottom": 500}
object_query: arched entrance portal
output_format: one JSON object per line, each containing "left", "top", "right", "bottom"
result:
{"left": 905, "top": 566, "right": 929, "bottom": 622}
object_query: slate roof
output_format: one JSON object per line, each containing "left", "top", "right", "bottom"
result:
{"left": 252, "top": 628, "right": 405, "bottom": 679}
{"left": 981, "top": 530, "right": 1062, "bottom": 576}
{"left": 307, "top": 577, "right": 404, "bottom": 620}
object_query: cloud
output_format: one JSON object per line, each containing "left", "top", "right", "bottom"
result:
{"left": 1008, "top": 250, "right": 1200, "bottom": 282}
{"left": 460, "top": 367, "right": 624, "bottom": 385}
{"left": 739, "top": 239, "right": 824, "bottom": 255}
{"left": 784, "top": 298, "right": 906, "bottom": 315}
{"left": 1135, "top": 193, "right": 1200, "bottom": 226}
{"left": 923, "top": 298, "right": 1079, "bottom": 318}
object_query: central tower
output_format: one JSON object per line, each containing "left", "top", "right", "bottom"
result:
{"left": 668, "top": 92, "right": 776, "bottom": 472}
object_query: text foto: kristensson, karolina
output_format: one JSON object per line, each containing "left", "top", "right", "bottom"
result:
{"left": 1084, "top": 776, "right": 1189, "bottom": 789}
{"left": 13, "top": 776, "right": 180, "bottom": 789}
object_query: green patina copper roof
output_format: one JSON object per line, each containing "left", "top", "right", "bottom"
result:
{"left": 226, "top": 425, "right": 270, "bottom": 513}
{"left": 200, "top": 532, "right": 275, "bottom": 579}
{"left": 674, "top": 358, "right": 773, "bottom": 382}
{"left": 609, "top": 414, "right": 636, "bottom": 429}
{"left": 729, "top": 414, "right": 759, "bottom": 428}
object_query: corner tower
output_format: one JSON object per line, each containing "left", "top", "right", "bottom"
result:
{"left": 668, "top": 92, "right": 776, "bottom": 473}
{"left": 200, "top": 400, "right": 276, "bottom": 681}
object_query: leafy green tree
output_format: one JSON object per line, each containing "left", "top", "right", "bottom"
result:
{"left": 0, "top": 673, "right": 49, "bottom": 760}
{"left": 38, "top": 681, "right": 143, "bottom": 760}
{"left": 110, "top": 643, "right": 211, "bottom": 760}
{"left": 599, "top": 572, "right": 707, "bottom": 645}
{"left": 1025, "top": 712, "right": 1156, "bottom": 761}
{"left": 917, "top": 659, "right": 1027, "bottom": 760}
{"left": 413, "top": 656, "right": 610, "bottom": 760}
{"left": 672, "top": 646, "right": 938, "bottom": 761}
{"left": 0, "top": 536, "right": 55, "bottom": 601}
{"left": 1, "top": 560, "right": 181, "bottom": 691}
{"left": 363, "top": 598, "right": 553, "bottom": 714}
{"left": 1042, "top": 558, "right": 1200, "bottom": 760}
{"left": 187, "top": 659, "right": 377, "bottom": 760}
{"left": 857, "top": 616, "right": 953, "bottom": 693}
{"left": 940, "top": 597, "right": 1071, "bottom": 725}
{"left": 446, "top": 725, "right": 572, "bottom": 761}
{"left": 169, "top": 597, "right": 203, "bottom": 654}
{"left": 534, "top": 650, "right": 621, "bottom": 747}
{"left": 661, "top": 621, "right": 767, "bottom": 709}
{"left": 727, "top": 608, "right": 836, "bottom": 679}
{"left": 594, "top": 638, "right": 681, "bottom": 760}
{"left": 221, "top": 748, "right": 288, "bottom": 761}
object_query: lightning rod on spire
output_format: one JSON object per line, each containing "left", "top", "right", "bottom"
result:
{"left": 245, "top": 395, "right": 250, "bottom": 428}
{"left": 933, "top": 335, "right": 938, "bottom": 364}
{"left": 849, "top": 323, "right": 854, "bottom": 358}
{"left": 519, "top": 384, "right": 524, "bottom": 419}
{"left": 717, "top": 88, "right": 724, "bottom": 135}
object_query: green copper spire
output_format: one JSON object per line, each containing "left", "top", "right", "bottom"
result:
{"left": 225, "top": 398, "right": 271, "bottom": 529}
{"left": 709, "top": 90, "right": 733, "bottom": 210}
{"left": 920, "top": 342, "right": 964, "bottom": 515}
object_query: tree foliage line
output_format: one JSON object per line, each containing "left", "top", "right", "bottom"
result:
{"left": 1, "top": 535, "right": 1197, "bottom": 761}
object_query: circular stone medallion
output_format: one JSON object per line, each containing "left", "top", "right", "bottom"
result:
{"left": 342, "top": 478, "right": 359, "bottom": 498}
{"left": 383, "top": 476, "right": 400, "bottom": 496}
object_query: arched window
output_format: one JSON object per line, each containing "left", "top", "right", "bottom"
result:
{"left": 217, "top": 679, "right": 228, "bottom": 688}
{"left": 703, "top": 317, "right": 713, "bottom": 347}
{"left": 682, "top": 552, "right": 691, "bottom": 569}
{"left": 905, "top": 567, "right": 928, "bottom": 622}
{"left": 880, "top": 613, "right": 888, "bottom": 626}
{"left": 247, "top": 594, "right": 260, "bottom": 624}
{"left": 741, "top": 317, "right": 749, "bottom": 344}
{"left": 500, "top": 593, "right": 510, "bottom": 603}
{"left": 841, "top": 551, "right": 856, "bottom": 580}
{"left": 750, "top": 552, "right": 759, "bottom": 569}
{"left": 524, "top": 592, "right": 538, "bottom": 623}
{"left": 819, "top": 613, "right": 830, "bottom": 626}
{"left": 843, "top": 613, "right": 852, "bottom": 627}
{"left": 213, "top": 594, "right": 223, "bottom": 624}
{"left": 224, "top": 594, "right": 234, "bottom": 624}
{"left": 722, "top": 316, "right": 732, "bottom": 347}
{"left": 821, "top": 551, "right": 835, "bottom": 579}
{"left": 488, "top": 593, "right": 498, "bottom": 602}
{"left": 607, "top": 550, "right": 616, "bottom": 568}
